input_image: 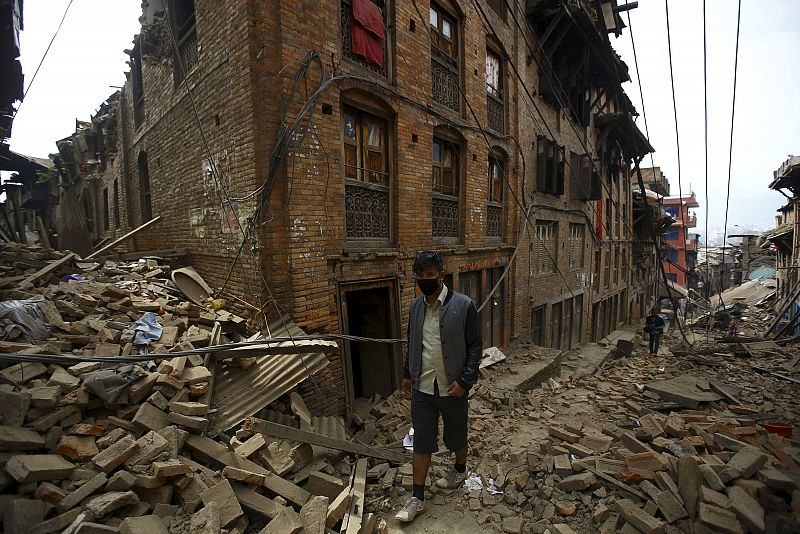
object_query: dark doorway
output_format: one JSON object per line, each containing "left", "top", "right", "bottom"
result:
{"left": 343, "top": 285, "right": 399, "bottom": 400}
{"left": 483, "top": 267, "right": 505, "bottom": 348}
{"left": 551, "top": 301, "right": 562, "bottom": 349}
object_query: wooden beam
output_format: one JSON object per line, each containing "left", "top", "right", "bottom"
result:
{"left": 19, "top": 252, "right": 76, "bottom": 288}
{"left": 243, "top": 418, "right": 409, "bottom": 464}
{"left": 93, "top": 248, "right": 190, "bottom": 261}
{"left": 344, "top": 458, "right": 368, "bottom": 534}
{"left": 183, "top": 434, "right": 310, "bottom": 507}
{"left": 84, "top": 216, "right": 162, "bottom": 260}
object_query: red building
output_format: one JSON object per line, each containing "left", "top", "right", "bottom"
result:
{"left": 663, "top": 193, "right": 699, "bottom": 287}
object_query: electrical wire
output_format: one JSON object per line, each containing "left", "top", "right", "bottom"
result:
{"left": 718, "top": 0, "right": 743, "bottom": 310}
{"left": 11, "top": 0, "right": 75, "bottom": 120}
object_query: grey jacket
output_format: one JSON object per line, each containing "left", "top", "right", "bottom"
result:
{"left": 403, "top": 288, "right": 483, "bottom": 392}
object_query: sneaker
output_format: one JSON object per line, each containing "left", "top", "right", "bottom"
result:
{"left": 395, "top": 496, "right": 425, "bottom": 522}
{"left": 435, "top": 467, "right": 467, "bottom": 489}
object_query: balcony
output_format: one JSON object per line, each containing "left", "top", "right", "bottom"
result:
{"left": 685, "top": 239, "right": 697, "bottom": 251}
{"left": 686, "top": 214, "right": 697, "bottom": 228}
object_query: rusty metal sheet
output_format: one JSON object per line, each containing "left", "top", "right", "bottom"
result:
{"left": 209, "top": 317, "right": 335, "bottom": 433}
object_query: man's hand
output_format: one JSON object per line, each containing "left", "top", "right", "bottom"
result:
{"left": 401, "top": 378, "right": 412, "bottom": 398}
{"left": 447, "top": 381, "right": 466, "bottom": 398}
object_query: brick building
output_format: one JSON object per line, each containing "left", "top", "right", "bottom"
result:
{"left": 662, "top": 193, "right": 699, "bottom": 288}
{"left": 50, "top": 0, "right": 655, "bottom": 415}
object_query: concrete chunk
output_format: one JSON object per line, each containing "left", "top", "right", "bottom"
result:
{"left": 124, "top": 431, "right": 169, "bottom": 468}
{"left": 29, "top": 508, "right": 83, "bottom": 534}
{"left": 727, "top": 486, "right": 764, "bottom": 533}
{"left": 699, "top": 464, "right": 725, "bottom": 491}
{"left": 547, "top": 426, "right": 581, "bottom": 443}
{"left": 169, "top": 401, "right": 208, "bottom": 416}
{"left": 84, "top": 491, "right": 139, "bottom": 519}
{"left": 558, "top": 472, "right": 596, "bottom": 491}
{"left": 697, "top": 502, "right": 743, "bottom": 534}
{"left": 654, "top": 490, "right": 688, "bottom": 524}
{"left": 105, "top": 471, "right": 136, "bottom": 491}
{"left": 3, "top": 499, "right": 45, "bottom": 534}
{"left": 677, "top": 456, "right": 702, "bottom": 519}
{"left": 56, "top": 472, "right": 108, "bottom": 513}
{"left": 614, "top": 498, "right": 665, "bottom": 534}
{"left": 200, "top": 479, "right": 242, "bottom": 527}
{"left": 325, "top": 488, "right": 351, "bottom": 528}
{"left": 0, "top": 391, "right": 31, "bottom": 426}
{"left": 92, "top": 435, "right": 138, "bottom": 472}
{"left": 132, "top": 402, "right": 170, "bottom": 432}
{"left": 5, "top": 454, "right": 74, "bottom": 483}
{"left": 261, "top": 506, "right": 303, "bottom": 534}
{"left": 299, "top": 495, "right": 328, "bottom": 534}
{"left": 625, "top": 451, "right": 669, "bottom": 472}
{"left": 727, "top": 447, "right": 768, "bottom": 479}
{"left": 56, "top": 435, "right": 99, "bottom": 462}
{"left": 119, "top": 515, "right": 168, "bottom": 534}
{"left": 306, "top": 471, "right": 346, "bottom": 500}
{"left": 0, "top": 425, "right": 44, "bottom": 451}
{"left": 189, "top": 502, "right": 220, "bottom": 534}
{"left": 181, "top": 366, "right": 211, "bottom": 384}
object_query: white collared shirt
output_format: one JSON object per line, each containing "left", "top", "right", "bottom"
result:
{"left": 418, "top": 284, "right": 450, "bottom": 396}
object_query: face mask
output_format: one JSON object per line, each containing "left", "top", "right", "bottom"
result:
{"left": 417, "top": 278, "right": 440, "bottom": 297}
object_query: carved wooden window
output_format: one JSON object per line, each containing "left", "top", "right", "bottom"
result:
{"left": 432, "top": 137, "right": 459, "bottom": 240}
{"left": 486, "top": 49, "right": 504, "bottom": 133}
{"left": 536, "top": 136, "right": 564, "bottom": 195}
{"left": 343, "top": 106, "right": 390, "bottom": 243}
{"left": 131, "top": 43, "right": 145, "bottom": 128}
{"left": 568, "top": 223, "right": 585, "bottom": 269}
{"left": 113, "top": 180, "right": 120, "bottom": 228}
{"left": 138, "top": 152, "right": 152, "bottom": 223}
{"left": 533, "top": 221, "right": 557, "bottom": 274}
{"left": 102, "top": 188, "right": 110, "bottom": 231}
{"left": 430, "top": 3, "right": 459, "bottom": 111}
{"left": 341, "top": 0, "right": 387, "bottom": 76}
{"left": 169, "top": 0, "right": 198, "bottom": 85}
{"left": 487, "top": 155, "right": 503, "bottom": 239}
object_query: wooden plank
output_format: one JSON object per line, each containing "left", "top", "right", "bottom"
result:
{"left": 580, "top": 464, "right": 648, "bottom": 500}
{"left": 183, "top": 434, "right": 310, "bottom": 507}
{"left": 18, "top": 252, "right": 76, "bottom": 288}
{"left": 93, "top": 247, "right": 190, "bottom": 261}
{"left": 243, "top": 418, "right": 408, "bottom": 464}
{"left": 709, "top": 381, "right": 740, "bottom": 405}
{"left": 344, "top": 458, "right": 368, "bottom": 534}
{"left": 84, "top": 216, "right": 162, "bottom": 260}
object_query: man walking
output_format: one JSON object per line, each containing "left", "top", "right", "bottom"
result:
{"left": 395, "top": 251, "right": 483, "bottom": 523}
{"left": 645, "top": 307, "right": 666, "bottom": 355}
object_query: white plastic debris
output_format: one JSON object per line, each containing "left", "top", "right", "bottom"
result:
{"left": 464, "top": 472, "right": 483, "bottom": 492}
{"left": 403, "top": 427, "right": 414, "bottom": 452}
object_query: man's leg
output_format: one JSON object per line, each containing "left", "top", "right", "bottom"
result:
{"left": 648, "top": 333, "right": 655, "bottom": 354}
{"left": 397, "top": 389, "right": 438, "bottom": 522}
{"left": 436, "top": 393, "right": 469, "bottom": 489}
{"left": 653, "top": 333, "right": 661, "bottom": 355}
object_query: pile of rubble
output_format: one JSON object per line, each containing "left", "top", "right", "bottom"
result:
{"left": 352, "top": 335, "right": 799, "bottom": 534}
{"left": 0, "top": 242, "right": 396, "bottom": 534}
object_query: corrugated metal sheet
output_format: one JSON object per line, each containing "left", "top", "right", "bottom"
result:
{"left": 210, "top": 318, "right": 335, "bottom": 433}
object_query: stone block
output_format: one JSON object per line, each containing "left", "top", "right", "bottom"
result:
{"left": 306, "top": 471, "right": 346, "bottom": 500}
{"left": 299, "top": 495, "right": 328, "bottom": 534}
{"left": 625, "top": 451, "right": 669, "bottom": 472}
{"left": 119, "top": 515, "right": 168, "bottom": 534}
{"left": 677, "top": 456, "right": 702, "bottom": 519}
{"left": 92, "top": 435, "right": 138, "bottom": 472}
{"left": 557, "top": 472, "right": 596, "bottom": 491}
{"left": 181, "top": 366, "right": 211, "bottom": 385}
{"left": 234, "top": 433, "right": 266, "bottom": 459}
{"left": 106, "top": 471, "right": 136, "bottom": 491}
{"left": 5, "top": 454, "right": 74, "bottom": 483}
{"left": 47, "top": 366, "right": 80, "bottom": 392}
{"left": 614, "top": 498, "right": 665, "bottom": 534}
{"left": 0, "top": 391, "right": 31, "bottom": 426}
{"left": 727, "top": 447, "right": 768, "bottom": 479}
{"left": 132, "top": 402, "right": 169, "bottom": 432}
{"left": 697, "top": 502, "right": 743, "bottom": 534}
{"left": 0, "top": 425, "right": 44, "bottom": 451}
{"left": 325, "top": 488, "right": 351, "bottom": 528}
{"left": 189, "top": 502, "right": 220, "bottom": 534}
{"left": 56, "top": 435, "right": 99, "bottom": 462}
{"left": 28, "top": 507, "right": 82, "bottom": 534}
{"left": 200, "top": 479, "right": 242, "bottom": 528}
{"left": 166, "top": 412, "right": 208, "bottom": 431}
{"left": 56, "top": 472, "right": 108, "bottom": 513}
{"left": 654, "top": 490, "right": 688, "bottom": 524}
{"left": 28, "top": 387, "right": 60, "bottom": 409}
{"left": 124, "top": 431, "right": 169, "bottom": 468}
{"left": 547, "top": 426, "right": 581, "bottom": 443}
{"left": 84, "top": 491, "right": 139, "bottom": 519}
{"left": 727, "top": 486, "right": 764, "bottom": 533}
{"left": 502, "top": 516, "right": 524, "bottom": 534}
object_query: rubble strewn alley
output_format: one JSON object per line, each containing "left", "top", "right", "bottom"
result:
{"left": 0, "top": 241, "right": 797, "bottom": 533}
{"left": 1, "top": 0, "right": 799, "bottom": 533}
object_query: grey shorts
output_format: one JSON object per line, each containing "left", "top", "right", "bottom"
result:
{"left": 411, "top": 385, "right": 469, "bottom": 454}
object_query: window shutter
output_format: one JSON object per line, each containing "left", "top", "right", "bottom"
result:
{"left": 556, "top": 146, "right": 565, "bottom": 196}
{"left": 536, "top": 138, "right": 547, "bottom": 192}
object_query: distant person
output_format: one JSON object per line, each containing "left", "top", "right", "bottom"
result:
{"left": 728, "top": 318, "right": 738, "bottom": 337}
{"left": 644, "top": 307, "right": 666, "bottom": 355}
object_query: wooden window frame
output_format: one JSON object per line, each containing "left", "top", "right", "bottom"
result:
{"left": 430, "top": 2, "right": 458, "bottom": 61}
{"left": 536, "top": 136, "right": 565, "bottom": 195}
{"left": 568, "top": 223, "right": 585, "bottom": 270}
{"left": 343, "top": 105, "right": 390, "bottom": 186}
{"left": 432, "top": 137, "right": 459, "bottom": 197}
{"left": 533, "top": 220, "right": 557, "bottom": 275}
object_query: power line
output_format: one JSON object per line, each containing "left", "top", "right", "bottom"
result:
{"left": 12, "top": 0, "right": 75, "bottom": 119}
{"left": 718, "top": 0, "right": 743, "bottom": 307}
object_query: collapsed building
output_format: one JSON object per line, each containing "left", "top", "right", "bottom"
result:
{"left": 43, "top": 0, "right": 658, "bottom": 416}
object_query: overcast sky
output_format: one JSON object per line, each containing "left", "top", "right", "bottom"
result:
{"left": 7, "top": 1, "right": 799, "bottom": 237}
{"left": 611, "top": 0, "right": 800, "bottom": 236}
